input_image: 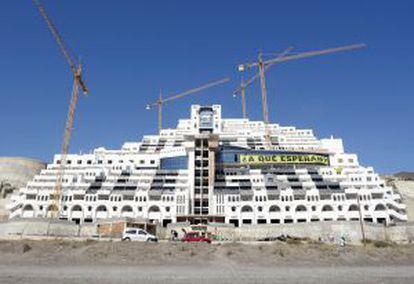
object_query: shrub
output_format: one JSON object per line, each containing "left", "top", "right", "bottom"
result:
{"left": 22, "top": 243, "right": 32, "bottom": 253}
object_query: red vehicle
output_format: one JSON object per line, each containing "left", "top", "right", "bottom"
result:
{"left": 181, "top": 231, "right": 212, "bottom": 243}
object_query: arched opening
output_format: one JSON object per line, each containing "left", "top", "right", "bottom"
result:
{"left": 23, "top": 204, "right": 34, "bottom": 210}
{"left": 121, "top": 205, "right": 134, "bottom": 218}
{"left": 46, "top": 204, "right": 58, "bottom": 218}
{"left": 22, "top": 204, "right": 35, "bottom": 218}
{"left": 95, "top": 205, "right": 109, "bottom": 219}
{"left": 70, "top": 204, "right": 83, "bottom": 222}
{"left": 96, "top": 205, "right": 107, "bottom": 212}
{"left": 322, "top": 205, "right": 333, "bottom": 212}
{"left": 348, "top": 204, "right": 359, "bottom": 211}
{"left": 72, "top": 205, "right": 82, "bottom": 211}
{"left": 295, "top": 205, "right": 307, "bottom": 212}
{"left": 148, "top": 205, "right": 161, "bottom": 223}
{"left": 241, "top": 205, "right": 254, "bottom": 225}
{"left": 121, "top": 205, "right": 133, "bottom": 212}
{"left": 241, "top": 205, "right": 253, "bottom": 212}
{"left": 269, "top": 205, "right": 281, "bottom": 212}
{"left": 374, "top": 204, "right": 386, "bottom": 211}
{"left": 148, "top": 205, "right": 160, "bottom": 212}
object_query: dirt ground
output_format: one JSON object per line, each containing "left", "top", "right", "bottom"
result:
{"left": 0, "top": 239, "right": 413, "bottom": 283}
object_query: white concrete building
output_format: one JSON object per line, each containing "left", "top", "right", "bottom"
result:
{"left": 8, "top": 105, "right": 407, "bottom": 226}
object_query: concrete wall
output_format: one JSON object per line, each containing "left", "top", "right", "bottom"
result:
{"left": 167, "top": 221, "right": 414, "bottom": 244}
{"left": 0, "top": 219, "right": 96, "bottom": 238}
{"left": 1, "top": 218, "right": 413, "bottom": 244}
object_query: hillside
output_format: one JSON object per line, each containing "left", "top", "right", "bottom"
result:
{"left": 0, "top": 157, "right": 46, "bottom": 220}
{"left": 394, "top": 172, "right": 414, "bottom": 181}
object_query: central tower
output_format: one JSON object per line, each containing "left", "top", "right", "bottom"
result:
{"left": 184, "top": 105, "right": 222, "bottom": 224}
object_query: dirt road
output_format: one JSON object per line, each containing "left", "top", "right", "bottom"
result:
{"left": 0, "top": 240, "right": 413, "bottom": 283}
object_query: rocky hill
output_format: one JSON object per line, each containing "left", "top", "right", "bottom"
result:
{"left": 395, "top": 172, "right": 414, "bottom": 181}
{"left": 388, "top": 173, "right": 414, "bottom": 222}
{"left": 0, "top": 157, "right": 46, "bottom": 220}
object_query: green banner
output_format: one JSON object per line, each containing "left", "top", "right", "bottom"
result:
{"left": 239, "top": 153, "right": 329, "bottom": 165}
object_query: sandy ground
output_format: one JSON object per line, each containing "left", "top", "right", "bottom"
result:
{"left": 0, "top": 239, "right": 414, "bottom": 283}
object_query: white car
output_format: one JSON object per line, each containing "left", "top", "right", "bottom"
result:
{"left": 122, "top": 228, "right": 158, "bottom": 242}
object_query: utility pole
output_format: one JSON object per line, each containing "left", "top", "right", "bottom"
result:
{"left": 357, "top": 195, "right": 366, "bottom": 245}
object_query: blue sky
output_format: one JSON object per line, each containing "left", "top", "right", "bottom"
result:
{"left": 0, "top": 1, "right": 412, "bottom": 173}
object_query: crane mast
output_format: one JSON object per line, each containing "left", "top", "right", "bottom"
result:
{"left": 239, "top": 75, "right": 247, "bottom": 118}
{"left": 258, "top": 52, "right": 269, "bottom": 123}
{"left": 234, "top": 47, "right": 293, "bottom": 119}
{"left": 32, "top": 0, "right": 88, "bottom": 218}
{"left": 158, "top": 89, "right": 163, "bottom": 133}
{"left": 146, "top": 77, "right": 230, "bottom": 133}
{"left": 237, "top": 43, "right": 366, "bottom": 121}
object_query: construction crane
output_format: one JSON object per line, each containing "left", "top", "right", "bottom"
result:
{"left": 146, "top": 77, "right": 230, "bottom": 132}
{"left": 32, "top": 0, "right": 88, "bottom": 218}
{"left": 237, "top": 43, "right": 366, "bottom": 123}
{"left": 233, "top": 47, "right": 293, "bottom": 118}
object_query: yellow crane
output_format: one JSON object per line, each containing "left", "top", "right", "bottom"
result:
{"left": 146, "top": 77, "right": 230, "bottom": 132}
{"left": 237, "top": 43, "right": 366, "bottom": 123}
{"left": 32, "top": 0, "right": 88, "bottom": 218}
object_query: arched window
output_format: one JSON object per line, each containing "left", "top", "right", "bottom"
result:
{"left": 96, "top": 205, "right": 107, "bottom": 212}
{"left": 374, "top": 204, "right": 386, "bottom": 211}
{"left": 71, "top": 205, "right": 82, "bottom": 212}
{"left": 121, "top": 205, "right": 133, "bottom": 212}
{"left": 47, "top": 204, "right": 58, "bottom": 212}
{"left": 321, "top": 205, "right": 333, "bottom": 211}
{"left": 295, "top": 205, "right": 307, "bottom": 212}
{"left": 269, "top": 205, "right": 281, "bottom": 212}
{"left": 348, "top": 204, "right": 359, "bottom": 211}
{"left": 23, "top": 204, "right": 34, "bottom": 211}
{"left": 241, "top": 205, "right": 253, "bottom": 212}
{"left": 148, "top": 205, "right": 161, "bottom": 212}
